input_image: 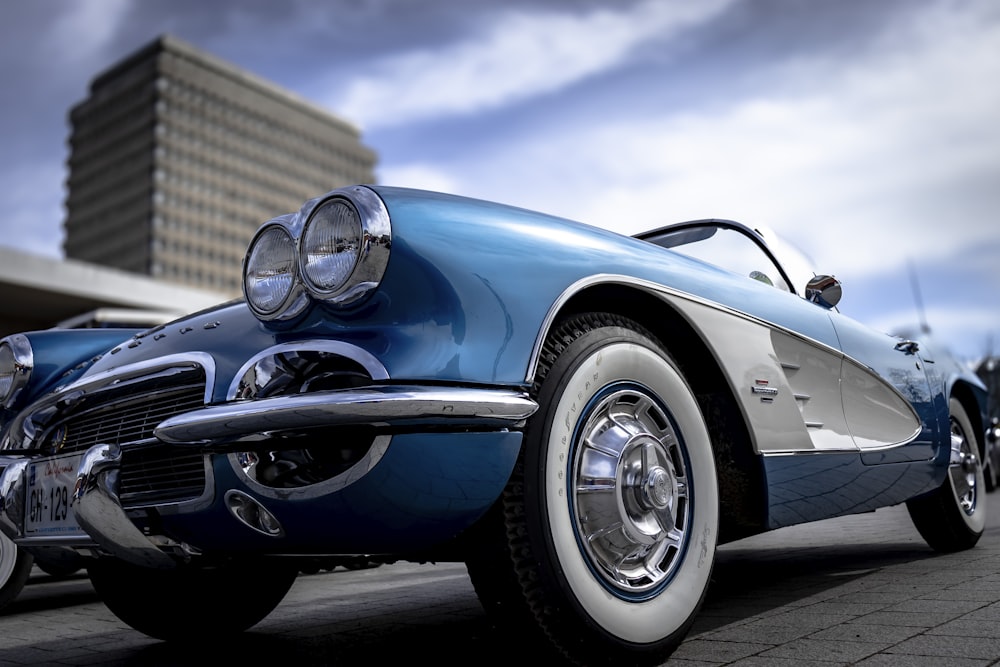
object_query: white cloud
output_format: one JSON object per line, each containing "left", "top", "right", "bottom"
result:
{"left": 328, "top": 0, "right": 735, "bottom": 128}
{"left": 377, "top": 164, "right": 459, "bottom": 194}
{"left": 393, "top": 0, "right": 1000, "bottom": 281}
{"left": 41, "top": 0, "right": 131, "bottom": 81}
{"left": 375, "top": 1, "right": 1000, "bottom": 357}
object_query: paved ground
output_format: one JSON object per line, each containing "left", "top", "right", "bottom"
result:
{"left": 2, "top": 492, "right": 1000, "bottom": 666}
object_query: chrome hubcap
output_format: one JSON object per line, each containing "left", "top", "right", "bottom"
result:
{"left": 571, "top": 388, "right": 688, "bottom": 594}
{"left": 949, "top": 418, "right": 978, "bottom": 516}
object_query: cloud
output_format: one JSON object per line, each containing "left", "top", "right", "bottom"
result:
{"left": 41, "top": 0, "right": 132, "bottom": 83}
{"left": 383, "top": 1, "right": 1000, "bottom": 279}
{"left": 377, "top": 164, "right": 459, "bottom": 194}
{"left": 372, "top": 1, "right": 1000, "bottom": 358}
{"left": 328, "top": 0, "right": 735, "bottom": 128}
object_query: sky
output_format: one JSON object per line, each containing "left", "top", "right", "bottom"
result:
{"left": 1, "top": 0, "right": 998, "bottom": 363}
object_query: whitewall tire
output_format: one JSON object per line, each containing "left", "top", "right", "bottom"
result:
{"left": 908, "top": 397, "right": 986, "bottom": 551}
{"left": 468, "top": 313, "right": 718, "bottom": 665}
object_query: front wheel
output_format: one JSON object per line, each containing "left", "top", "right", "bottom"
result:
{"left": 468, "top": 313, "right": 719, "bottom": 665}
{"left": 88, "top": 558, "right": 299, "bottom": 641}
{"left": 907, "top": 397, "right": 986, "bottom": 551}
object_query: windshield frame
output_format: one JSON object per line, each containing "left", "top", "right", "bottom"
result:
{"left": 635, "top": 219, "right": 804, "bottom": 297}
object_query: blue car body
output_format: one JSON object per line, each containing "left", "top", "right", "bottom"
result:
{"left": 0, "top": 184, "right": 988, "bottom": 662}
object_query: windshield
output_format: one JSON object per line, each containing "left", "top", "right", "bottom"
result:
{"left": 641, "top": 221, "right": 799, "bottom": 295}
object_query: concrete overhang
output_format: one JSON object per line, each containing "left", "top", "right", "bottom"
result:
{"left": 0, "top": 246, "right": 230, "bottom": 336}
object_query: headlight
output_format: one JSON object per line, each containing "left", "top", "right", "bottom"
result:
{"left": 242, "top": 186, "right": 391, "bottom": 323}
{"left": 301, "top": 199, "right": 362, "bottom": 294}
{"left": 300, "top": 190, "right": 391, "bottom": 306}
{"left": 0, "top": 335, "right": 32, "bottom": 408}
{"left": 243, "top": 225, "right": 305, "bottom": 321}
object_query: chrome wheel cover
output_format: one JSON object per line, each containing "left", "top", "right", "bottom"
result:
{"left": 571, "top": 385, "right": 689, "bottom": 596}
{"left": 949, "top": 415, "right": 979, "bottom": 516}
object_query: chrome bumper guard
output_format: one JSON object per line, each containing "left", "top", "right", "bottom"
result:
{"left": 154, "top": 385, "right": 539, "bottom": 446}
{"left": 0, "top": 446, "right": 175, "bottom": 569}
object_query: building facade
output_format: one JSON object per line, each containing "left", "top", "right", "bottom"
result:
{"left": 63, "top": 34, "right": 377, "bottom": 295}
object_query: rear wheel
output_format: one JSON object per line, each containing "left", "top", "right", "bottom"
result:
{"left": 88, "top": 558, "right": 298, "bottom": 640}
{"left": 907, "top": 398, "right": 986, "bottom": 551}
{"left": 0, "top": 533, "right": 33, "bottom": 609}
{"left": 467, "top": 313, "right": 718, "bottom": 665}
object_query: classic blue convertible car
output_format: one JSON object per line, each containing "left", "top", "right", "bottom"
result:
{"left": 0, "top": 185, "right": 988, "bottom": 664}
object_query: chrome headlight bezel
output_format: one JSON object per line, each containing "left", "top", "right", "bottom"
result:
{"left": 241, "top": 187, "right": 391, "bottom": 323}
{"left": 300, "top": 189, "right": 391, "bottom": 306}
{"left": 0, "top": 335, "right": 33, "bottom": 409}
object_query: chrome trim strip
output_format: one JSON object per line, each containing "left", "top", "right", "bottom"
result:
{"left": 73, "top": 444, "right": 176, "bottom": 568}
{"left": 155, "top": 386, "right": 538, "bottom": 446}
{"left": 226, "top": 340, "right": 389, "bottom": 399}
{"left": 58, "top": 352, "right": 215, "bottom": 404}
{"left": 762, "top": 448, "right": 859, "bottom": 457}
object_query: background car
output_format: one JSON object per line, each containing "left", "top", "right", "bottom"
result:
{"left": 0, "top": 185, "right": 988, "bottom": 665}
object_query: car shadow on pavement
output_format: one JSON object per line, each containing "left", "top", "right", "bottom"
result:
{"left": 119, "top": 615, "right": 530, "bottom": 666}
{"left": 107, "top": 541, "right": 942, "bottom": 667}
{"left": 692, "top": 540, "right": 938, "bottom": 635}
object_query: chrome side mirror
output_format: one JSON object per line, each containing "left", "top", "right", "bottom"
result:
{"left": 805, "top": 275, "right": 842, "bottom": 308}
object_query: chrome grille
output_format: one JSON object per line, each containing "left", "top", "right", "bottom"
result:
{"left": 59, "top": 385, "right": 205, "bottom": 453}
{"left": 120, "top": 444, "right": 207, "bottom": 506}
{"left": 43, "top": 365, "right": 209, "bottom": 507}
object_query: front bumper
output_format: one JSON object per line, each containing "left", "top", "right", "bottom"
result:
{"left": 0, "top": 384, "right": 535, "bottom": 567}
{"left": 154, "top": 384, "right": 538, "bottom": 447}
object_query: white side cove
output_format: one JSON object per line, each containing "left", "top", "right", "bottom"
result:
{"left": 840, "top": 359, "right": 924, "bottom": 450}
{"left": 664, "top": 296, "right": 921, "bottom": 455}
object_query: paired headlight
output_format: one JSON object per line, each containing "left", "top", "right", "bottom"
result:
{"left": 301, "top": 199, "right": 362, "bottom": 294}
{"left": 244, "top": 226, "right": 300, "bottom": 319}
{"left": 0, "top": 335, "right": 32, "bottom": 408}
{"left": 243, "top": 187, "right": 391, "bottom": 322}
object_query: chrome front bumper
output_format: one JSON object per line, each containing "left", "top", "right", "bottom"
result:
{"left": 154, "top": 385, "right": 538, "bottom": 447}
{"left": 0, "top": 385, "right": 537, "bottom": 567}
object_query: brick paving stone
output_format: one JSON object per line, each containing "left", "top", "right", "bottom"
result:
{"left": 696, "top": 617, "right": 816, "bottom": 644}
{"left": 667, "top": 639, "right": 773, "bottom": 663}
{"left": 758, "top": 609, "right": 861, "bottom": 629}
{"left": 883, "top": 598, "right": 987, "bottom": 614}
{"left": 960, "top": 604, "right": 1000, "bottom": 621}
{"left": 845, "top": 610, "right": 966, "bottom": 628}
{"left": 756, "top": 637, "right": 890, "bottom": 662}
{"left": 807, "top": 623, "right": 923, "bottom": 644}
{"left": 854, "top": 655, "right": 990, "bottom": 667}
{"left": 726, "top": 658, "right": 849, "bottom": 667}
{"left": 883, "top": 633, "right": 1000, "bottom": 660}
{"left": 925, "top": 617, "right": 1000, "bottom": 638}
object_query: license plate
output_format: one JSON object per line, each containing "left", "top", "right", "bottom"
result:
{"left": 25, "top": 454, "right": 84, "bottom": 537}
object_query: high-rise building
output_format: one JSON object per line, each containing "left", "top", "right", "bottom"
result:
{"left": 63, "top": 34, "right": 377, "bottom": 295}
